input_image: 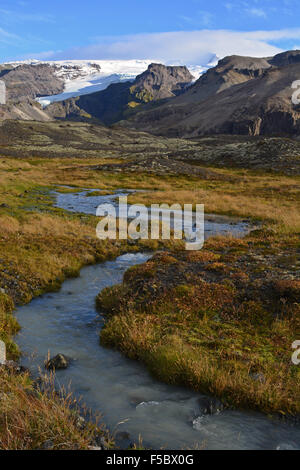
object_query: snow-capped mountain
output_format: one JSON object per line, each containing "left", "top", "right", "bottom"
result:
{"left": 4, "top": 59, "right": 212, "bottom": 107}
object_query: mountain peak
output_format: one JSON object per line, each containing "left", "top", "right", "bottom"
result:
{"left": 270, "top": 50, "right": 300, "bottom": 67}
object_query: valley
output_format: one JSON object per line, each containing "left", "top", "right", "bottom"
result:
{"left": 0, "top": 50, "right": 299, "bottom": 451}
{"left": 0, "top": 121, "right": 299, "bottom": 448}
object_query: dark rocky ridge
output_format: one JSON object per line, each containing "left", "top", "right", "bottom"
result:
{"left": 47, "top": 63, "right": 194, "bottom": 125}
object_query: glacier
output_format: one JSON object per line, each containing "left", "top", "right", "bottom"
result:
{"left": 4, "top": 59, "right": 215, "bottom": 107}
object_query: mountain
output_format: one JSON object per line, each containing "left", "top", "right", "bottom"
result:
{"left": 121, "top": 51, "right": 300, "bottom": 137}
{"left": 0, "top": 59, "right": 204, "bottom": 121}
{"left": 47, "top": 63, "right": 195, "bottom": 124}
{"left": 0, "top": 62, "right": 65, "bottom": 121}
{"left": 0, "top": 63, "right": 64, "bottom": 102}
{"left": 2, "top": 59, "right": 204, "bottom": 106}
{"left": 4, "top": 51, "right": 300, "bottom": 138}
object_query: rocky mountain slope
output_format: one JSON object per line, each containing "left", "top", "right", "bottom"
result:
{"left": 0, "top": 60, "right": 199, "bottom": 122}
{"left": 122, "top": 50, "right": 300, "bottom": 138}
{"left": 0, "top": 63, "right": 66, "bottom": 121}
{"left": 0, "top": 63, "right": 64, "bottom": 102}
{"left": 2, "top": 51, "right": 300, "bottom": 140}
{"left": 47, "top": 64, "right": 194, "bottom": 125}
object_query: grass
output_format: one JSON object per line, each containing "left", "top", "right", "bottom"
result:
{"left": 0, "top": 293, "right": 20, "bottom": 359}
{"left": 0, "top": 368, "right": 112, "bottom": 450}
{"left": 99, "top": 236, "right": 300, "bottom": 416}
{"left": 126, "top": 172, "right": 300, "bottom": 234}
{"left": 0, "top": 150, "right": 299, "bottom": 447}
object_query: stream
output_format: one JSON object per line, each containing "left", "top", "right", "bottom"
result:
{"left": 15, "top": 188, "right": 300, "bottom": 450}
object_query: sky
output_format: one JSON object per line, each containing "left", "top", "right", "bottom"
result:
{"left": 1, "top": 0, "right": 300, "bottom": 64}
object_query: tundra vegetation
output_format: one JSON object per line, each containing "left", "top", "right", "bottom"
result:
{"left": 0, "top": 121, "right": 299, "bottom": 448}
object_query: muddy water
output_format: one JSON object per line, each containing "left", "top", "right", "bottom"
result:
{"left": 14, "top": 189, "right": 300, "bottom": 450}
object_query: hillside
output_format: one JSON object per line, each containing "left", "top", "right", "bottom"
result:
{"left": 122, "top": 50, "right": 300, "bottom": 137}
{"left": 47, "top": 64, "right": 194, "bottom": 125}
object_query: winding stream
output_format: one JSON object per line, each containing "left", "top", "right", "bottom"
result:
{"left": 15, "top": 189, "right": 300, "bottom": 450}
{"left": 54, "top": 188, "right": 252, "bottom": 239}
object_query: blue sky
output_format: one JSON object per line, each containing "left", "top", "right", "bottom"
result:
{"left": 1, "top": 0, "right": 300, "bottom": 63}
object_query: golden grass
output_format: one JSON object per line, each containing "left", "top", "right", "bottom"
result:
{"left": 0, "top": 156, "right": 299, "bottom": 232}
{"left": 128, "top": 188, "right": 300, "bottom": 233}
{"left": 0, "top": 369, "right": 110, "bottom": 450}
{"left": 101, "top": 313, "right": 300, "bottom": 414}
{"left": 99, "top": 235, "right": 300, "bottom": 415}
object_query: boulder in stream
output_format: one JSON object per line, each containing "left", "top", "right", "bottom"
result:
{"left": 45, "top": 353, "right": 70, "bottom": 370}
{"left": 197, "top": 397, "right": 226, "bottom": 415}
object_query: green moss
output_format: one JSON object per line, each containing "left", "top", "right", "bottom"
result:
{"left": 135, "top": 90, "right": 154, "bottom": 103}
{"left": 128, "top": 101, "right": 141, "bottom": 108}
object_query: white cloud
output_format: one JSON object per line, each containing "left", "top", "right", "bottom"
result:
{"left": 246, "top": 8, "right": 267, "bottom": 18}
{"left": 31, "top": 29, "right": 286, "bottom": 65}
{"left": 18, "top": 28, "right": 300, "bottom": 65}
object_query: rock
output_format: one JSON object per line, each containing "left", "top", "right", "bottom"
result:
{"left": 45, "top": 353, "right": 70, "bottom": 370}
{"left": 1, "top": 360, "right": 29, "bottom": 375}
{"left": 250, "top": 372, "right": 266, "bottom": 384}
{"left": 99, "top": 437, "right": 109, "bottom": 450}
{"left": 197, "top": 397, "right": 226, "bottom": 415}
{"left": 88, "top": 446, "right": 102, "bottom": 451}
{"left": 93, "top": 435, "right": 109, "bottom": 450}
{"left": 42, "top": 440, "right": 54, "bottom": 450}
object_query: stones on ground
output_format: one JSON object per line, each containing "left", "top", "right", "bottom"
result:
{"left": 4, "top": 360, "right": 28, "bottom": 374}
{"left": 45, "top": 353, "right": 70, "bottom": 370}
{"left": 41, "top": 440, "right": 54, "bottom": 450}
